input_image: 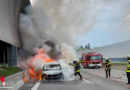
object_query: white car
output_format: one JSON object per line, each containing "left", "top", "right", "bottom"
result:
{"left": 41, "top": 62, "right": 64, "bottom": 81}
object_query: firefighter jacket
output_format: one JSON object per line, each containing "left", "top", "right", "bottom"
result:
{"left": 105, "top": 59, "right": 111, "bottom": 71}
{"left": 73, "top": 63, "right": 81, "bottom": 72}
{"left": 126, "top": 60, "right": 130, "bottom": 72}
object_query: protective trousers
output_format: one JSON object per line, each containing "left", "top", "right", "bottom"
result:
{"left": 105, "top": 69, "right": 111, "bottom": 78}
{"left": 75, "top": 72, "right": 82, "bottom": 80}
{"left": 127, "top": 72, "right": 130, "bottom": 84}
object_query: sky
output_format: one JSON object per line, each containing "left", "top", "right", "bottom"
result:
{"left": 30, "top": 0, "right": 130, "bottom": 48}
{"left": 76, "top": 0, "right": 130, "bottom": 48}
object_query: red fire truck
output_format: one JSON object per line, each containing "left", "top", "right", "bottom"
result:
{"left": 81, "top": 52, "right": 103, "bottom": 68}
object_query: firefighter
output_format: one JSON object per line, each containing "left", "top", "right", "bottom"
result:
{"left": 105, "top": 58, "right": 111, "bottom": 78}
{"left": 73, "top": 61, "right": 83, "bottom": 80}
{"left": 126, "top": 56, "right": 130, "bottom": 84}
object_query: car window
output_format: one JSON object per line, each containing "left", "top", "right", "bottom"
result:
{"left": 83, "top": 55, "right": 86, "bottom": 60}
{"left": 44, "top": 64, "right": 61, "bottom": 70}
{"left": 90, "top": 56, "right": 102, "bottom": 60}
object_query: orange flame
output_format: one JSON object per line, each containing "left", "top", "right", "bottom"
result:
{"left": 23, "top": 49, "right": 56, "bottom": 83}
{"left": 23, "top": 72, "right": 27, "bottom": 83}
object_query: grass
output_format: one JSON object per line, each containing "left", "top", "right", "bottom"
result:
{"left": 111, "top": 63, "right": 126, "bottom": 71}
{"left": 111, "top": 62, "right": 126, "bottom": 65}
{"left": 103, "top": 62, "right": 126, "bottom": 64}
{"left": 102, "top": 62, "right": 126, "bottom": 71}
{"left": 0, "top": 64, "right": 21, "bottom": 77}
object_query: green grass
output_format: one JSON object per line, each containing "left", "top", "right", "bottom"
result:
{"left": 111, "top": 62, "right": 126, "bottom": 65}
{"left": 103, "top": 62, "right": 126, "bottom": 65}
{"left": 0, "top": 64, "right": 21, "bottom": 77}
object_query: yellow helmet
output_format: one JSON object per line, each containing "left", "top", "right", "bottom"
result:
{"left": 105, "top": 57, "right": 108, "bottom": 60}
{"left": 127, "top": 55, "right": 130, "bottom": 58}
{"left": 78, "top": 60, "right": 80, "bottom": 63}
{"left": 127, "top": 55, "right": 130, "bottom": 60}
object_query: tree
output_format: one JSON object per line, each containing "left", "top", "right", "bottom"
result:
{"left": 85, "top": 43, "right": 91, "bottom": 49}
{"left": 88, "top": 43, "right": 91, "bottom": 49}
{"left": 80, "top": 45, "right": 83, "bottom": 49}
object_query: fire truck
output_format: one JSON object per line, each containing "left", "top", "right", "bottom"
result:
{"left": 81, "top": 52, "right": 103, "bottom": 68}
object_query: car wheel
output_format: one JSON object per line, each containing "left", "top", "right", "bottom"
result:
{"left": 60, "top": 74, "right": 64, "bottom": 81}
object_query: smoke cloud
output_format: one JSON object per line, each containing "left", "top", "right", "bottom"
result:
{"left": 20, "top": 0, "right": 130, "bottom": 50}
{"left": 19, "top": 0, "right": 98, "bottom": 52}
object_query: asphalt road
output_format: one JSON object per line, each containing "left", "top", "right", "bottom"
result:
{"left": 19, "top": 68, "right": 129, "bottom": 90}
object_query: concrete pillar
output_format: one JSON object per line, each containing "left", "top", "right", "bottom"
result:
{"left": 7, "top": 45, "right": 17, "bottom": 66}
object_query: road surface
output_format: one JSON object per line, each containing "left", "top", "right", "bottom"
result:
{"left": 19, "top": 68, "right": 129, "bottom": 90}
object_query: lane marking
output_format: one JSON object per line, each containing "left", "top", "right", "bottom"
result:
{"left": 31, "top": 81, "right": 41, "bottom": 90}
{"left": 83, "top": 79, "right": 90, "bottom": 84}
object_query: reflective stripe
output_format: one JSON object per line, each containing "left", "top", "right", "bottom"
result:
{"left": 126, "top": 69, "right": 130, "bottom": 72}
{"left": 76, "top": 70, "right": 80, "bottom": 72}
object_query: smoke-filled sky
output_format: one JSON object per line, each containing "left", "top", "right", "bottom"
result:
{"left": 29, "top": 0, "right": 130, "bottom": 48}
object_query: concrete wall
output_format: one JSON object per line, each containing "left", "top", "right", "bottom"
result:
{"left": 0, "top": 0, "right": 30, "bottom": 66}
{"left": 0, "top": 0, "right": 30, "bottom": 47}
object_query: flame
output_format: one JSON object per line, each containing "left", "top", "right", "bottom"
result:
{"left": 23, "top": 72, "right": 27, "bottom": 83}
{"left": 23, "top": 49, "right": 56, "bottom": 83}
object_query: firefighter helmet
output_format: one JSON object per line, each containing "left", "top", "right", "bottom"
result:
{"left": 105, "top": 57, "right": 108, "bottom": 60}
{"left": 127, "top": 55, "right": 130, "bottom": 60}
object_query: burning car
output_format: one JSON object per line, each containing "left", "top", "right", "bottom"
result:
{"left": 41, "top": 62, "right": 64, "bottom": 81}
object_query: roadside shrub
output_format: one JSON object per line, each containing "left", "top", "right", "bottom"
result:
{"left": 7, "top": 67, "right": 20, "bottom": 72}
{"left": 0, "top": 70, "right": 11, "bottom": 77}
{"left": 0, "top": 67, "right": 20, "bottom": 77}
{"left": 1, "top": 64, "right": 8, "bottom": 69}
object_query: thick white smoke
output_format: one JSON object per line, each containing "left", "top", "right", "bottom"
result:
{"left": 58, "top": 60, "right": 75, "bottom": 81}
{"left": 58, "top": 43, "right": 78, "bottom": 80}
{"left": 60, "top": 43, "right": 78, "bottom": 63}
{"left": 19, "top": 0, "right": 96, "bottom": 52}
{"left": 20, "top": 0, "right": 130, "bottom": 51}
